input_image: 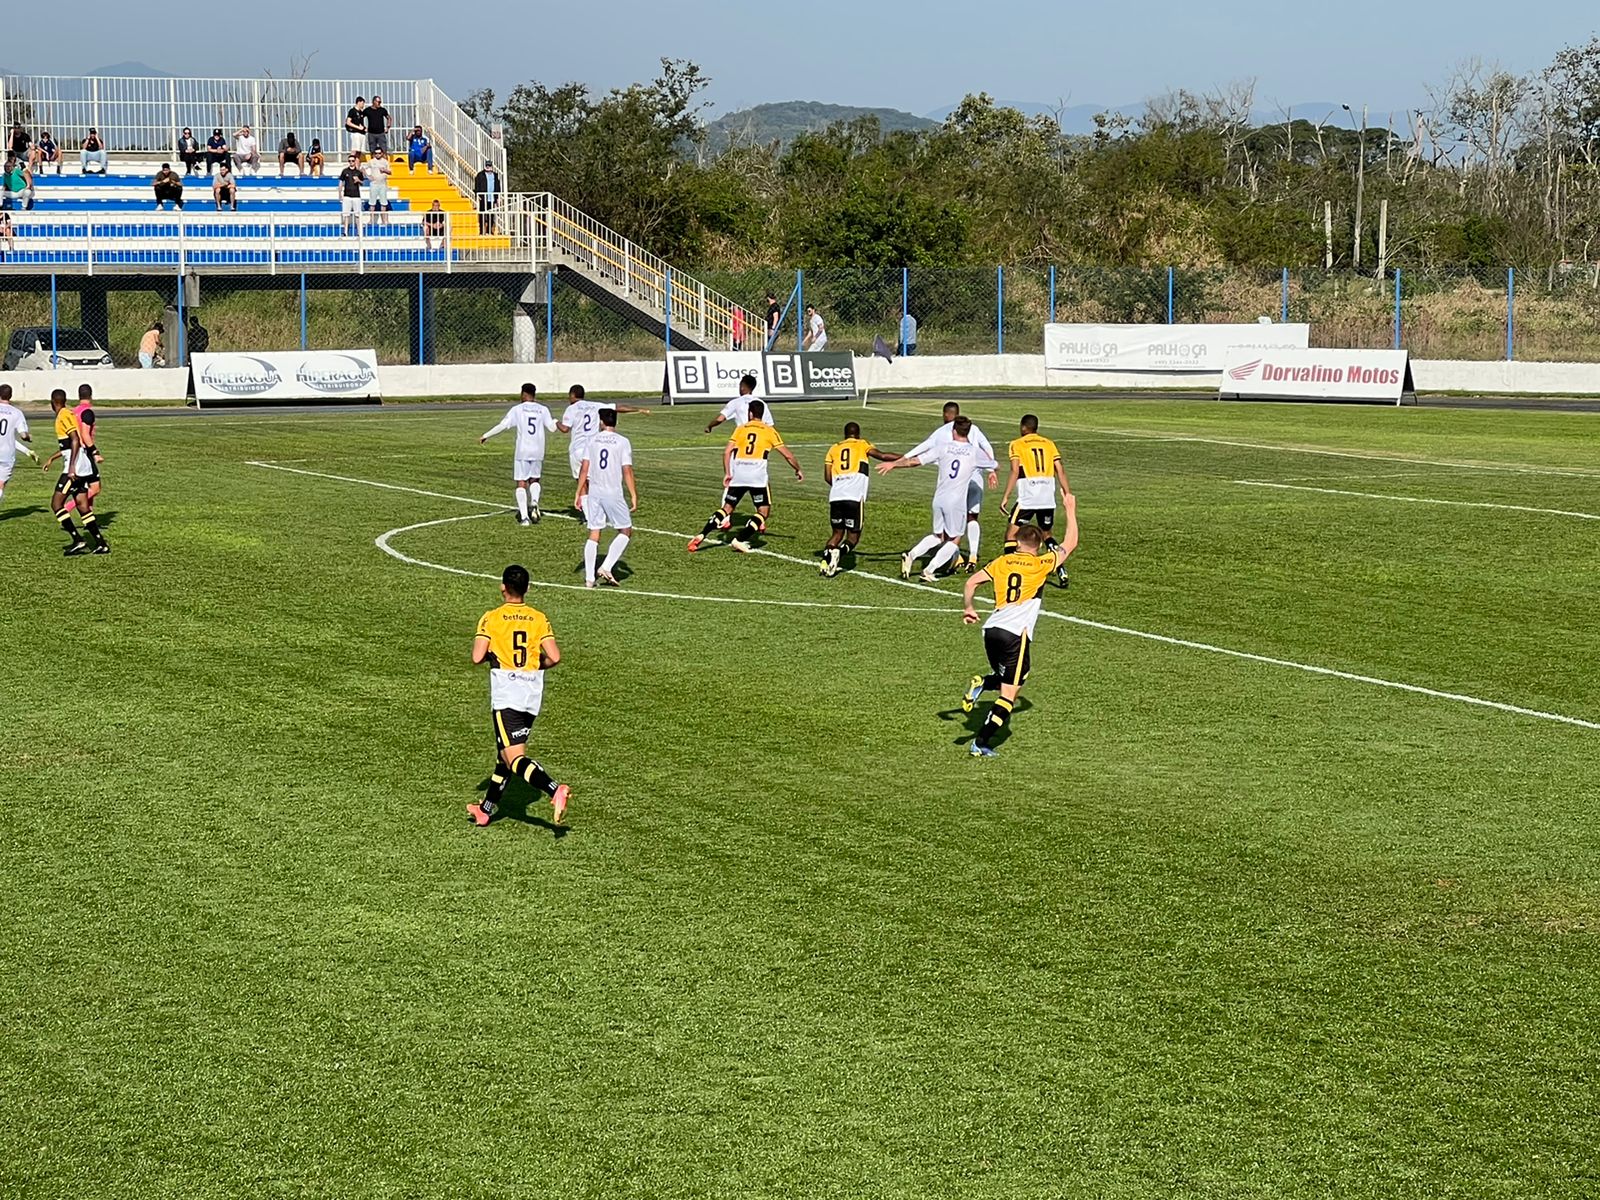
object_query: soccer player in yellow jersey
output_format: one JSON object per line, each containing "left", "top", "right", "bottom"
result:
{"left": 961, "top": 516, "right": 1078, "bottom": 758}
{"left": 687, "top": 399, "right": 803, "bottom": 554}
{"left": 1000, "top": 413, "right": 1072, "bottom": 588}
{"left": 40, "top": 389, "right": 93, "bottom": 555}
{"left": 819, "top": 421, "right": 899, "bottom": 577}
{"left": 468, "top": 564, "right": 571, "bottom": 827}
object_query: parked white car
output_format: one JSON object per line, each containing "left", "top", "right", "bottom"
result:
{"left": 4, "top": 327, "right": 116, "bottom": 371}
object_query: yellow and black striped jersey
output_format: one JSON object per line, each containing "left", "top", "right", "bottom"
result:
{"left": 54, "top": 407, "right": 79, "bottom": 449}
{"left": 825, "top": 436, "right": 874, "bottom": 502}
{"left": 1009, "top": 433, "right": 1062, "bottom": 509}
{"left": 981, "top": 551, "right": 1056, "bottom": 636}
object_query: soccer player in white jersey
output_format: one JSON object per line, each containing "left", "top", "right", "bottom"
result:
{"left": 704, "top": 374, "right": 776, "bottom": 434}
{"left": 574, "top": 408, "right": 638, "bottom": 588}
{"left": 876, "top": 415, "right": 980, "bottom": 583}
{"left": 0, "top": 383, "right": 34, "bottom": 506}
{"left": 899, "top": 401, "right": 998, "bottom": 574}
{"left": 479, "top": 382, "right": 557, "bottom": 525}
{"left": 558, "top": 384, "right": 651, "bottom": 510}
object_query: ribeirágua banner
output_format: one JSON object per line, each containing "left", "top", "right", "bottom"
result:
{"left": 666, "top": 351, "right": 858, "bottom": 401}
{"left": 1044, "top": 323, "right": 1310, "bottom": 373}
{"left": 192, "top": 350, "right": 382, "bottom": 404}
{"left": 1218, "top": 348, "right": 1415, "bottom": 404}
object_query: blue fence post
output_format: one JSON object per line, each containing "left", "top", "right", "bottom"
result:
{"left": 900, "top": 266, "right": 909, "bottom": 355}
{"left": 996, "top": 266, "right": 1004, "bottom": 354}
{"left": 1281, "top": 267, "right": 1289, "bottom": 323}
{"left": 1048, "top": 265, "right": 1056, "bottom": 324}
{"left": 416, "top": 272, "right": 426, "bottom": 365}
{"left": 299, "top": 272, "right": 307, "bottom": 350}
{"left": 796, "top": 269, "right": 803, "bottom": 351}
{"left": 546, "top": 269, "right": 554, "bottom": 363}
{"left": 1392, "top": 269, "right": 1402, "bottom": 350}
{"left": 50, "top": 274, "right": 58, "bottom": 364}
{"left": 1166, "top": 266, "right": 1175, "bottom": 324}
{"left": 664, "top": 267, "right": 673, "bottom": 353}
{"left": 1506, "top": 268, "right": 1515, "bottom": 361}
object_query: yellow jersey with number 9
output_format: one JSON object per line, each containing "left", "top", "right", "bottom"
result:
{"left": 825, "top": 437, "right": 875, "bottom": 502}
{"left": 981, "top": 551, "right": 1055, "bottom": 636}
{"left": 476, "top": 601, "right": 554, "bottom": 713}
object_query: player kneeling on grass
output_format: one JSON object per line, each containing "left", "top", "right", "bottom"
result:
{"left": 469, "top": 564, "right": 571, "bottom": 826}
{"left": 575, "top": 409, "right": 638, "bottom": 588}
{"left": 1000, "top": 413, "right": 1073, "bottom": 589}
{"left": 687, "top": 399, "right": 803, "bottom": 555}
{"left": 819, "top": 421, "right": 898, "bottom": 577}
{"left": 961, "top": 513, "right": 1078, "bottom": 758}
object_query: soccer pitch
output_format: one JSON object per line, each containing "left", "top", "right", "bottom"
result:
{"left": 3, "top": 396, "right": 1598, "bottom": 1197}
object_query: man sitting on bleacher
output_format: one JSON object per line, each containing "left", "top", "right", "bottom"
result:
{"left": 232, "top": 126, "right": 261, "bottom": 176}
{"left": 205, "top": 128, "right": 228, "bottom": 174}
{"left": 152, "top": 164, "right": 184, "bottom": 211}
{"left": 178, "top": 128, "right": 202, "bottom": 175}
{"left": 407, "top": 126, "right": 433, "bottom": 172}
{"left": 278, "top": 132, "right": 305, "bottom": 177}
{"left": 213, "top": 162, "right": 238, "bottom": 212}
{"left": 80, "top": 129, "right": 107, "bottom": 174}
{"left": 30, "top": 130, "right": 61, "bottom": 174}
{"left": 2, "top": 155, "right": 33, "bottom": 211}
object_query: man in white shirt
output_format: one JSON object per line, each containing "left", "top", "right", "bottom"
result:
{"left": 558, "top": 384, "right": 651, "bottom": 510}
{"left": 0, "top": 382, "right": 34, "bottom": 504}
{"left": 803, "top": 304, "right": 827, "bottom": 351}
{"left": 232, "top": 126, "right": 260, "bottom": 175}
{"left": 479, "top": 383, "right": 558, "bottom": 525}
{"left": 363, "top": 153, "right": 392, "bottom": 226}
{"left": 876, "top": 415, "right": 980, "bottom": 583}
{"left": 703, "top": 374, "right": 776, "bottom": 434}
{"left": 574, "top": 408, "right": 639, "bottom": 588}
{"left": 899, "top": 401, "right": 998, "bottom": 573}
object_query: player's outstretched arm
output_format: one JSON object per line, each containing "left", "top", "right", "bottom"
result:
{"left": 539, "top": 636, "right": 560, "bottom": 670}
{"left": 877, "top": 455, "right": 920, "bottom": 475}
{"left": 962, "top": 568, "right": 992, "bottom": 624}
{"left": 480, "top": 410, "right": 514, "bottom": 443}
{"left": 867, "top": 448, "right": 902, "bottom": 463}
{"left": 1057, "top": 492, "right": 1080, "bottom": 559}
{"left": 704, "top": 414, "right": 725, "bottom": 433}
{"left": 615, "top": 403, "right": 653, "bottom": 416}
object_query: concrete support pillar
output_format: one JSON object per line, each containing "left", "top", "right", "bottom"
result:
{"left": 511, "top": 273, "right": 551, "bottom": 364}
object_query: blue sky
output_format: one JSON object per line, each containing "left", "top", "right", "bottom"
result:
{"left": 20, "top": 0, "right": 1586, "bottom": 118}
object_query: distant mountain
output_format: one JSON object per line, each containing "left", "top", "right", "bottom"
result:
{"left": 86, "top": 61, "right": 173, "bottom": 78}
{"left": 706, "top": 101, "right": 935, "bottom": 149}
{"left": 925, "top": 98, "right": 1422, "bottom": 137}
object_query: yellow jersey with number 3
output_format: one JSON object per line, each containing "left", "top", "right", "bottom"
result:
{"left": 981, "top": 551, "right": 1055, "bottom": 636}
{"left": 1009, "top": 434, "right": 1061, "bottom": 510}
{"left": 476, "top": 602, "right": 554, "bottom": 713}
{"left": 825, "top": 437, "right": 875, "bottom": 502}
{"left": 729, "top": 420, "right": 786, "bottom": 487}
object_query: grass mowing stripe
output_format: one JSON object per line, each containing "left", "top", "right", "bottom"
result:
{"left": 1233, "top": 480, "right": 1600, "bottom": 521}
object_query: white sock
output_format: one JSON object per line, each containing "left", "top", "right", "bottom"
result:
{"left": 583, "top": 539, "right": 598, "bottom": 583}
{"left": 528, "top": 481, "right": 541, "bottom": 508}
{"left": 907, "top": 533, "right": 943, "bottom": 561}
{"left": 928, "top": 541, "right": 961, "bottom": 573}
{"left": 601, "top": 533, "right": 630, "bottom": 573}
{"left": 966, "top": 520, "right": 981, "bottom": 561}
{"left": 515, "top": 488, "right": 529, "bottom": 520}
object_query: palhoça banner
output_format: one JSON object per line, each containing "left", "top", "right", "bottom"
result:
{"left": 666, "top": 351, "right": 858, "bottom": 401}
{"left": 191, "top": 349, "right": 382, "bottom": 404}
{"left": 1219, "top": 348, "right": 1416, "bottom": 404}
{"left": 1044, "top": 323, "right": 1310, "bottom": 373}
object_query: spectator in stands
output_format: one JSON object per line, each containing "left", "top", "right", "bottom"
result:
{"left": 2, "top": 155, "right": 33, "bottom": 211}
{"left": 30, "top": 130, "right": 61, "bottom": 174}
{"left": 80, "top": 128, "right": 108, "bottom": 174}
{"left": 406, "top": 125, "right": 433, "bottom": 172}
{"left": 0, "top": 210, "right": 12, "bottom": 260}
{"left": 205, "top": 128, "right": 228, "bottom": 174}
{"left": 278, "top": 131, "right": 305, "bottom": 176}
{"left": 9, "top": 124, "right": 29, "bottom": 161}
{"left": 138, "top": 322, "right": 163, "bottom": 369}
{"left": 364, "top": 152, "right": 392, "bottom": 227}
{"left": 213, "top": 162, "right": 238, "bottom": 211}
{"left": 364, "top": 95, "right": 391, "bottom": 159}
{"left": 765, "top": 291, "right": 781, "bottom": 350}
{"left": 473, "top": 160, "right": 501, "bottom": 234}
{"left": 338, "top": 153, "right": 364, "bottom": 235}
{"left": 423, "top": 198, "right": 446, "bottom": 250}
{"left": 232, "top": 125, "right": 261, "bottom": 176}
{"left": 344, "top": 97, "right": 367, "bottom": 159}
{"left": 152, "top": 163, "right": 184, "bottom": 211}
{"left": 177, "top": 127, "right": 202, "bottom": 174}
{"left": 308, "top": 138, "right": 326, "bottom": 177}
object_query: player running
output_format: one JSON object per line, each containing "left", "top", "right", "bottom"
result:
{"left": 468, "top": 564, "right": 571, "bottom": 827}
{"left": 704, "top": 374, "right": 776, "bottom": 434}
{"left": 558, "top": 385, "right": 650, "bottom": 510}
{"left": 819, "top": 421, "right": 898, "bottom": 577}
{"left": 0, "top": 384, "right": 34, "bottom": 506}
{"left": 999, "top": 413, "right": 1073, "bottom": 588}
{"left": 40, "top": 390, "right": 104, "bottom": 555}
{"left": 480, "top": 383, "right": 558, "bottom": 525}
{"left": 877, "top": 415, "right": 980, "bottom": 583}
{"left": 898, "top": 401, "right": 998, "bottom": 574}
{"left": 961, "top": 515, "right": 1078, "bottom": 758}
{"left": 687, "top": 399, "right": 803, "bottom": 554}
{"left": 574, "top": 408, "right": 638, "bottom": 588}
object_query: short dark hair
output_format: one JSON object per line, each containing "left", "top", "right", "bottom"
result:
{"left": 51, "top": 388, "right": 66, "bottom": 401}
{"left": 943, "top": 402, "right": 960, "bottom": 417}
{"left": 765, "top": 292, "right": 776, "bottom": 300}
{"left": 843, "top": 421, "right": 860, "bottom": 438}
{"left": 1020, "top": 413, "right": 1039, "bottom": 433}
{"left": 952, "top": 415, "right": 972, "bottom": 436}
{"left": 1017, "top": 524, "right": 1045, "bottom": 549}
{"left": 739, "top": 374, "right": 757, "bottom": 393}
{"left": 0, "top": 384, "right": 11, "bottom": 401}
{"left": 78, "top": 384, "right": 93, "bottom": 400}
{"left": 599, "top": 408, "right": 618, "bottom": 427}
{"left": 568, "top": 384, "right": 585, "bottom": 399}
{"left": 520, "top": 383, "right": 537, "bottom": 398}
{"left": 747, "top": 399, "right": 765, "bottom": 419}
{"left": 354, "top": 96, "right": 366, "bottom": 103}
{"left": 502, "top": 564, "right": 530, "bottom": 598}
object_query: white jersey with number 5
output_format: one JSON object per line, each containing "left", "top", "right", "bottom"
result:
{"left": 0, "top": 404, "right": 29, "bottom": 465}
{"left": 583, "top": 430, "right": 632, "bottom": 497}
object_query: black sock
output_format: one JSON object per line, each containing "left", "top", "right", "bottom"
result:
{"left": 56, "top": 509, "right": 79, "bottom": 540}
{"left": 701, "top": 511, "right": 726, "bottom": 536}
{"left": 80, "top": 512, "right": 104, "bottom": 546}
{"left": 741, "top": 516, "right": 763, "bottom": 540}
{"left": 981, "top": 673, "right": 1002, "bottom": 691}
{"left": 512, "top": 756, "right": 558, "bottom": 797}
{"left": 1045, "top": 537, "right": 1059, "bottom": 552}
{"left": 977, "top": 697, "right": 1015, "bottom": 747}
{"left": 482, "top": 765, "right": 508, "bottom": 814}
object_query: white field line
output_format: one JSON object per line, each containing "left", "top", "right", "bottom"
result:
{"left": 249, "top": 461, "right": 1600, "bottom": 732}
{"left": 1235, "top": 480, "right": 1600, "bottom": 521}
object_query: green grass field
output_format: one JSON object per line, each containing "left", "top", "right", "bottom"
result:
{"left": 3, "top": 396, "right": 1598, "bottom": 1198}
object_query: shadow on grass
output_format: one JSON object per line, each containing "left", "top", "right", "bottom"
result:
{"left": 474, "top": 775, "right": 570, "bottom": 838}
{"left": 0, "top": 504, "right": 46, "bottom": 524}
{"left": 936, "top": 695, "right": 1033, "bottom": 750}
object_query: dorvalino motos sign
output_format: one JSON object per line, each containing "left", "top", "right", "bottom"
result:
{"left": 1219, "top": 348, "right": 1416, "bottom": 404}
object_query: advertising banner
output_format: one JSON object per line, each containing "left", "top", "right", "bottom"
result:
{"left": 192, "top": 350, "right": 381, "bottom": 404}
{"left": 1044, "top": 323, "right": 1311, "bottom": 373}
{"left": 666, "top": 351, "right": 858, "bottom": 401}
{"left": 1218, "top": 348, "right": 1416, "bottom": 404}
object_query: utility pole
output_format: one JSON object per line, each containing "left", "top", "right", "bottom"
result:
{"left": 1344, "top": 103, "right": 1367, "bottom": 270}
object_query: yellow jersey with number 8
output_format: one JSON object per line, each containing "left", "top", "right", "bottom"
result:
{"left": 981, "top": 551, "right": 1055, "bottom": 636}
{"left": 476, "top": 602, "right": 554, "bottom": 713}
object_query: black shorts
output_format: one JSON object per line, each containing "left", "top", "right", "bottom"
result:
{"left": 984, "top": 627, "right": 1032, "bottom": 688}
{"left": 1016, "top": 507, "right": 1055, "bottom": 532}
{"left": 723, "top": 485, "right": 770, "bottom": 508}
{"left": 829, "top": 499, "right": 863, "bottom": 531}
{"left": 70, "top": 470, "right": 100, "bottom": 495}
{"left": 54, "top": 472, "right": 72, "bottom": 495}
{"left": 493, "top": 708, "right": 535, "bottom": 753}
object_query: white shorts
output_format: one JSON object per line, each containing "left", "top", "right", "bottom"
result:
{"left": 349, "top": 132, "right": 366, "bottom": 156}
{"left": 965, "top": 478, "right": 984, "bottom": 515}
{"left": 584, "top": 493, "right": 631, "bottom": 531}
{"left": 569, "top": 444, "right": 589, "bottom": 479}
{"left": 811, "top": 334, "right": 828, "bottom": 350}
{"left": 341, "top": 195, "right": 362, "bottom": 216}
{"left": 514, "top": 457, "right": 543, "bottom": 481}
{"left": 0, "top": 460, "right": 13, "bottom": 485}
{"left": 933, "top": 493, "right": 967, "bottom": 538}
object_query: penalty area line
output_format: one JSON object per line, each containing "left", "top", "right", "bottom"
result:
{"left": 1234, "top": 480, "right": 1600, "bottom": 522}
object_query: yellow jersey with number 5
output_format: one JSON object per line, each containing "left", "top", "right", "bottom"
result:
{"left": 981, "top": 551, "right": 1055, "bottom": 636}
{"left": 476, "top": 602, "right": 554, "bottom": 713}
